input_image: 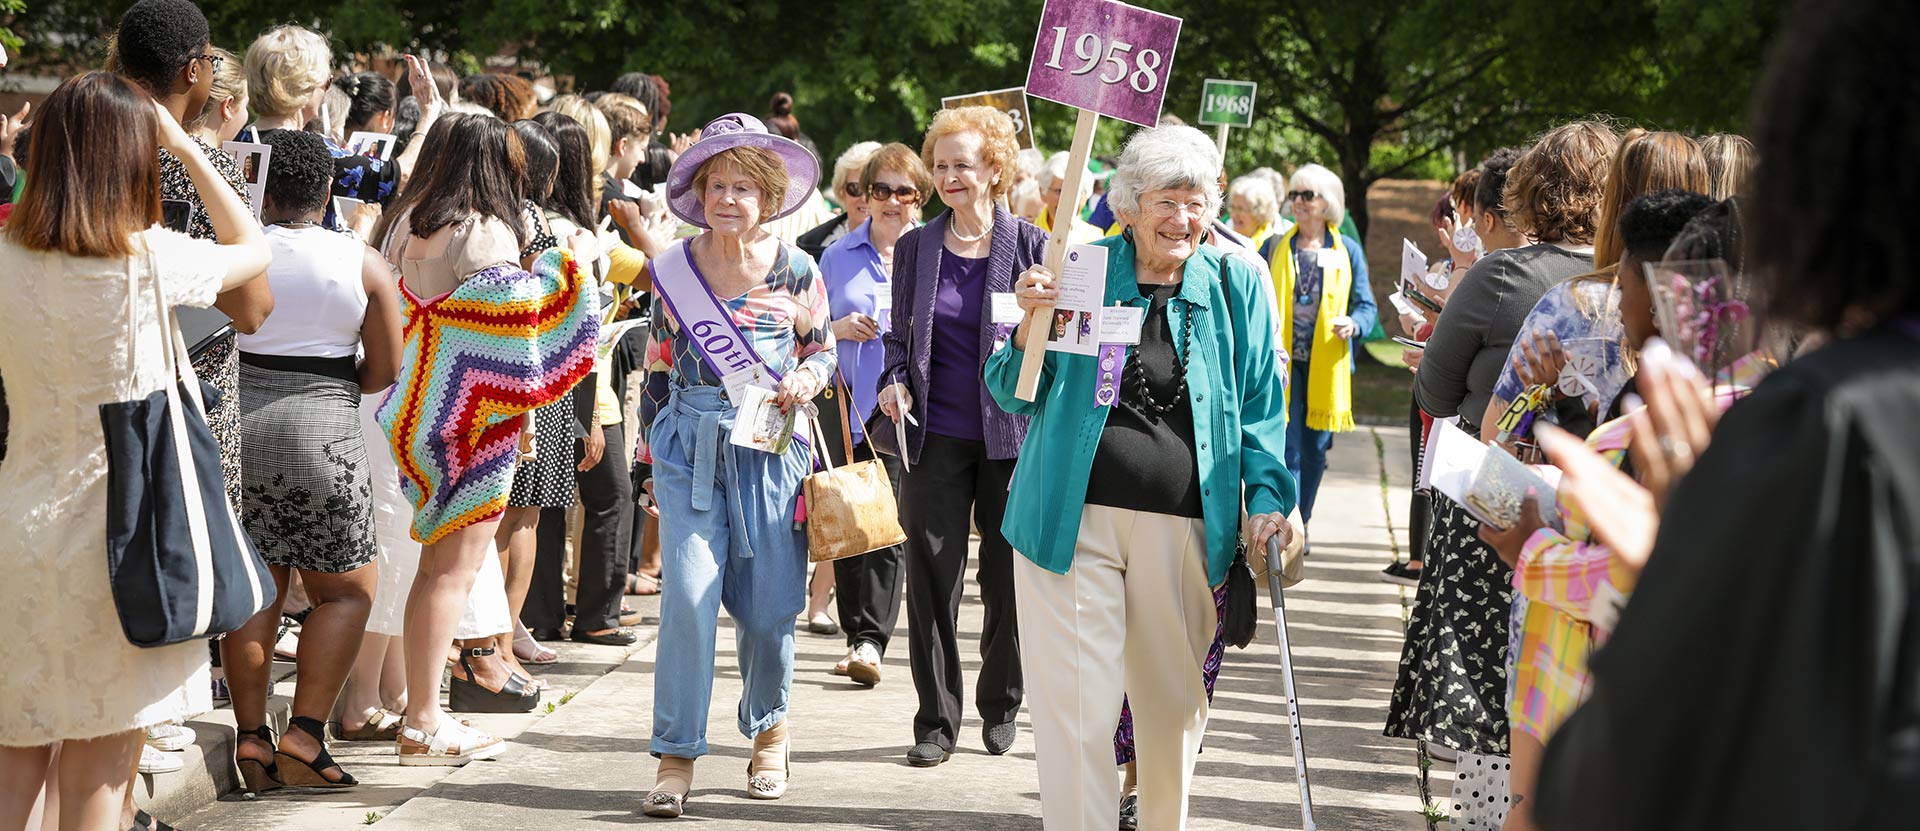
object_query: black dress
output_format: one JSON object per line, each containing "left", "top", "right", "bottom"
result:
{"left": 1536, "top": 326, "right": 1920, "bottom": 830}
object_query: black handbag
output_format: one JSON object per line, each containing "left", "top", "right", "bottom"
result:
{"left": 1222, "top": 543, "right": 1259, "bottom": 648}
{"left": 99, "top": 248, "right": 275, "bottom": 648}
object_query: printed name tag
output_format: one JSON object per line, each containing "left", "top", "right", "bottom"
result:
{"left": 1317, "top": 248, "right": 1347, "bottom": 271}
{"left": 873, "top": 291, "right": 893, "bottom": 334}
{"left": 990, "top": 292, "right": 1024, "bottom": 325}
{"left": 1098, "top": 305, "right": 1145, "bottom": 345}
{"left": 721, "top": 365, "right": 775, "bottom": 402}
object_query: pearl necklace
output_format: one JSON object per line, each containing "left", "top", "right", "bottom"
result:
{"left": 947, "top": 219, "right": 991, "bottom": 243}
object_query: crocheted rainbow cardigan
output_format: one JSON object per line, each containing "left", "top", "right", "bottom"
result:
{"left": 377, "top": 248, "right": 599, "bottom": 543}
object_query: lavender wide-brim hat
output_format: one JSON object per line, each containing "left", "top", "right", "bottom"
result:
{"left": 666, "top": 113, "right": 820, "bottom": 229}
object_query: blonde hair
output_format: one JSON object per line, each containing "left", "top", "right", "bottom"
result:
{"left": 184, "top": 46, "right": 245, "bottom": 132}
{"left": 548, "top": 95, "right": 610, "bottom": 201}
{"left": 831, "top": 140, "right": 883, "bottom": 200}
{"left": 1700, "top": 133, "right": 1755, "bottom": 201}
{"left": 244, "top": 25, "right": 330, "bottom": 117}
{"left": 694, "top": 147, "right": 790, "bottom": 223}
{"left": 595, "top": 93, "right": 650, "bottom": 146}
{"left": 1589, "top": 129, "right": 1708, "bottom": 269}
{"left": 920, "top": 106, "right": 1019, "bottom": 199}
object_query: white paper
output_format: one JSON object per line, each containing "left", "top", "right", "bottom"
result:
{"left": 1400, "top": 238, "right": 1428, "bottom": 292}
{"left": 990, "top": 292, "right": 1024, "bottom": 325}
{"left": 1044, "top": 243, "right": 1108, "bottom": 356}
{"left": 1417, "top": 416, "right": 1458, "bottom": 491}
{"left": 872, "top": 290, "right": 893, "bottom": 335}
{"left": 1427, "top": 420, "right": 1559, "bottom": 530}
{"left": 728, "top": 385, "right": 799, "bottom": 454}
{"left": 1388, "top": 291, "right": 1421, "bottom": 318}
{"left": 720, "top": 364, "right": 775, "bottom": 404}
{"left": 1317, "top": 247, "right": 1346, "bottom": 271}
{"left": 222, "top": 140, "right": 272, "bottom": 220}
{"left": 1097, "top": 305, "right": 1145, "bottom": 345}
{"left": 346, "top": 130, "right": 397, "bottom": 161}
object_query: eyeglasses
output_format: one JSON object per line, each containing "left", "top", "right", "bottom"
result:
{"left": 842, "top": 181, "right": 864, "bottom": 198}
{"left": 1287, "top": 190, "right": 1318, "bottom": 202}
{"left": 192, "top": 53, "right": 224, "bottom": 71}
{"left": 866, "top": 182, "right": 921, "bottom": 204}
{"left": 1146, "top": 198, "right": 1209, "bottom": 219}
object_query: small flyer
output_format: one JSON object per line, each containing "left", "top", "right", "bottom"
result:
{"left": 222, "top": 140, "right": 271, "bottom": 219}
{"left": 872, "top": 289, "right": 893, "bottom": 335}
{"left": 1044, "top": 243, "right": 1109, "bottom": 356}
{"left": 728, "top": 385, "right": 799, "bottom": 454}
{"left": 346, "top": 130, "right": 398, "bottom": 161}
{"left": 1400, "top": 238, "right": 1428, "bottom": 291}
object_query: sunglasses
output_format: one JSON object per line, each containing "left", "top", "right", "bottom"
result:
{"left": 192, "top": 53, "right": 224, "bottom": 72}
{"left": 866, "top": 182, "right": 921, "bottom": 204}
{"left": 842, "top": 181, "right": 864, "bottom": 198}
{"left": 1287, "top": 190, "right": 1318, "bottom": 202}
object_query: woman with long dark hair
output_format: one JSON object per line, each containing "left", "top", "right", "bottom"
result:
{"left": 0, "top": 70, "right": 269, "bottom": 826}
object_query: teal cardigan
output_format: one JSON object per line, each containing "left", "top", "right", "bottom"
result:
{"left": 984, "top": 234, "right": 1297, "bottom": 585}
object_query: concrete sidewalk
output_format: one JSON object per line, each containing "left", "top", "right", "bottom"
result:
{"left": 179, "top": 427, "right": 1433, "bottom": 829}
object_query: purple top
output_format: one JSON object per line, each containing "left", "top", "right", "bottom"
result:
{"left": 927, "top": 252, "right": 989, "bottom": 441}
{"left": 818, "top": 221, "right": 892, "bottom": 442}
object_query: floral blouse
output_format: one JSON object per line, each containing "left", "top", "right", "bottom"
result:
{"left": 158, "top": 136, "right": 251, "bottom": 241}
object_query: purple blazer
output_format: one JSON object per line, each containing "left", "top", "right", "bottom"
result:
{"left": 877, "top": 204, "right": 1048, "bottom": 464}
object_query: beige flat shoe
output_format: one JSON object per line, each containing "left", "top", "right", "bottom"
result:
{"left": 643, "top": 755, "right": 695, "bottom": 817}
{"left": 746, "top": 721, "right": 791, "bottom": 800}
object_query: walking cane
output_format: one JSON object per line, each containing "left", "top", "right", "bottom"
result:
{"left": 1265, "top": 536, "right": 1318, "bottom": 830}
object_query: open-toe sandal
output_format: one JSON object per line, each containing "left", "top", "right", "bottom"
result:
{"left": 234, "top": 725, "right": 282, "bottom": 793}
{"left": 273, "top": 717, "right": 357, "bottom": 789}
{"left": 746, "top": 721, "right": 791, "bottom": 800}
{"left": 132, "top": 808, "right": 180, "bottom": 831}
{"left": 397, "top": 719, "right": 507, "bottom": 767}
{"left": 642, "top": 755, "right": 695, "bottom": 818}
{"left": 626, "top": 571, "right": 661, "bottom": 596}
{"left": 336, "top": 708, "right": 404, "bottom": 742}
{"left": 448, "top": 646, "right": 541, "bottom": 713}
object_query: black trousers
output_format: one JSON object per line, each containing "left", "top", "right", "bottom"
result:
{"left": 899, "top": 432, "right": 1022, "bottom": 750}
{"left": 1408, "top": 398, "right": 1432, "bottom": 565}
{"left": 523, "top": 421, "right": 634, "bottom": 633}
{"left": 831, "top": 441, "right": 906, "bottom": 655}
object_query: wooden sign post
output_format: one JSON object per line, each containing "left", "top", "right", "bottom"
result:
{"left": 1198, "top": 78, "right": 1257, "bottom": 157}
{"left": 1016, "top": 0, "right": 1182, "bottom": 401}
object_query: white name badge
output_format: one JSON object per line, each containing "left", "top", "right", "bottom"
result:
{"left": 990, "top": 292, "right": 1024, "bottom": 325}
{"left": 721, "top": 364, "right": 775, "bottom": 403}
{"left": 1098, "top": 305, "right": 1145, "bottom": 345}
{"left": 872, "top": 290, "right": 893, "bottom": 334}
{"left": 1317, "top": 248, "right": 1347, "bottom": 271}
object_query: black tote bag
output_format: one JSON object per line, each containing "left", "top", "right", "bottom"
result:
{"left": 99, "top": 245, "right": 275, "bottom": 648}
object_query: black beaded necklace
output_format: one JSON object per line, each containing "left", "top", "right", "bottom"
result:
{"left": 1123, "top": 285, "right": 1194, "bottom": 418}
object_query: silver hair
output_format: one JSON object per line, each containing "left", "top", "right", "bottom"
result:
{"left": 831, "top": 140, "right": 883, "bottom": 196}
{"left": 1285, "top": 163, "right": 1347, "bottom": 227}
{"left": 1228, "top": 174, "right": 1280, "bottom": 226}
{"left": 1109, "top": 125, "right": 1223, "bottom": 225}
{"left": 1016, "top": 147, "right": 1045, "bottom": 177}
{"left": 1037, "top": 150, "right": 1093, "bottom": 200}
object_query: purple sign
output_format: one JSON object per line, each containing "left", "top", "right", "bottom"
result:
{"left": 1025, "top": 0, "right": 1183, "bottom": 128}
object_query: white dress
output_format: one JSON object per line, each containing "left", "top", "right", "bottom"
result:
{"left": 0, "top": 229, "right": 221, "bottom": 745}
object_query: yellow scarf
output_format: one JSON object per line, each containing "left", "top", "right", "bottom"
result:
{"left": 1269, "top": 224, "right": 1355, "bottom": 432}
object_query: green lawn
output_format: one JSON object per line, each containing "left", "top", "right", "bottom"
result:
{"left": 1355, "top": 341, "right": 1415, "bottom": 423}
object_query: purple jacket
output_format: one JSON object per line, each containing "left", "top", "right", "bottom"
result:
{"left": 878, "top": 205, "right": 1048, "bottom": 463}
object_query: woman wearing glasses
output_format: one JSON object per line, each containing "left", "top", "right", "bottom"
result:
{"left": 815, "top": 143, "right": 930, "bottom": 685}
{"left": 986, "top": 124, "right": 1295, "bottom": 831}
{"left": 1257, "top": 164, "right": 1376, "bottom": 533}
{"left": 876, "top": 106, "right": 1048, "bottom": 766}
{"left": 798, "top": 141, "right": 882, "bottom": 262}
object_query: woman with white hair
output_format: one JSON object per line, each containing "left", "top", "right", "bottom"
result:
{"left": 798, "top": 140, "right": 883, "bottom": 261}
{"left": 1036, "top": 150, "right": 1103, "bottom": 244}
{"left": 986, "top": 124, "right": 1296, "bottom": 831}
{"left": 1227, "top": 173, "right": 1282, "bottom": 248}
{"left": 1257, "top": 163, "right": 1375, "bottom": 530}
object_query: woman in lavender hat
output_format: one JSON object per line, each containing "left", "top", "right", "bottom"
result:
{"left": 634, "top": 113, "right": 834, "bottom": 816}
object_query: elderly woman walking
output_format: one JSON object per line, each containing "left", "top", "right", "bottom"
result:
{"left": 987, "top": 124, "right": 1295, "bottom": 831}
{"left": 636, "top": 114, "right": 833, "bottom": 816}
{"left": 876, "top": 106, "right": 1050, "bottom": 767}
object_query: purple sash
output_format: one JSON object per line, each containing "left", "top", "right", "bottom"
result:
{"left": 650, "top": 239, "right": 782, "bottom": 387}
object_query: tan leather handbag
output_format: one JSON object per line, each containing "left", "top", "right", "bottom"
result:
{"left": 1246, "top": 508, "right": 1309, "bottom": 588}
{"left": 803, "top": 382, "right": 907, "bottom": 563}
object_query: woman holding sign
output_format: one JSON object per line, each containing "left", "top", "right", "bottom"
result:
{"left": 877, "top": 106, "right": 1049, "bottom": 767}
{"left": 986, "top": 123, "right": 1295, "bottom": 831}
{"left": 635, "top": 114, "right": 833, "bottom": 815}
{"left": 1256, "top": 163, "right": 1375, "bottom": 532}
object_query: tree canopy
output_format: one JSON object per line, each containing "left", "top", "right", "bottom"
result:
{"left": 9, "top": 0, "right": 1789, "bottom": 234}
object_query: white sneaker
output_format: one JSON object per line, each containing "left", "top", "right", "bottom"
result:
{"left": 145, "top": 723, "right": 196, "bottom": 752}
{"left": 139, "top": 744, "right": 184, "bottom": 774}
{"left": 847, "top": 642, "right": 883, "bottom": 687}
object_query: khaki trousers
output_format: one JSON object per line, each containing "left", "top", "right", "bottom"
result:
{"left": 1016, "top": 504, "right": 1215, "bottom": 831}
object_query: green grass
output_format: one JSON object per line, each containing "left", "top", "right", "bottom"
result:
{"left": 559, "top": 690, "right": 578, "bottom": 706}
{"left": 1354, "top": 346, "right": 1415, "bottom": 423}
{"left": 364, "top": 811, "right": 382, "bottom": 825}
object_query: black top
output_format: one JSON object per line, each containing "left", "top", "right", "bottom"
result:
{"left": 1083, "top": 283, "right": 1203, "bottom": 518}
{"left": 1535, "top": 325, "right": 1920, "bottom": 830}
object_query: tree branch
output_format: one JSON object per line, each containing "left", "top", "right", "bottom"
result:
{"left": 1382, "top": 43, "right": 1513, "bottom": 122}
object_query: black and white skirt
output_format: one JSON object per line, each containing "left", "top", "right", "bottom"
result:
{"left": 238, "top": 357, "right": 377, "bottom": 573}
{"left": 508, "top": 398, "right": 577, "bottom": 507}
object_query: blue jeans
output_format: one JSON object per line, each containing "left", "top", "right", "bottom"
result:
{"left": 649, "top": 385, "right": 812, "bottom": 758}
{"left": 1284, "top": 361, "right": 1333, "bottom": 523}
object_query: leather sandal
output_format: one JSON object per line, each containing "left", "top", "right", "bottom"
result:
{"left": 234, "top": 725, "right": 282, "bottom": 793}
{"left": 642, "top": 755, "right": 695, "bottom": 818}
{"left": 274, "top": 716, "right": 357, "bottom": 789}
{"left": 397, "top": 719, "right": 507, "bottom": 767}
{"left": 448, "top": 647, "right": 541, "bottom": 713}
{"left": 335, "top": 708, "right": 404, "bottom": 742}
{"left": 746, "top": 721, "right": 791, "bottom": 800}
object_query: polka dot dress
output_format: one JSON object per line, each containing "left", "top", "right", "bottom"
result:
{"left": 508, "top": 398, "right": 577, "bottom": 508}
{"left": 1450, "top": 751, "right": 1512, "bottom": 829}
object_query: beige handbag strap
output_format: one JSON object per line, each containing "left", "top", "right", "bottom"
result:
{"left": 832, "top": 377, "right": 856, "bottom": 463}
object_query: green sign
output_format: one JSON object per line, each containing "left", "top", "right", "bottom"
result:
{"left": 1198, "top": 78, "right": 1257, "bottom": 128}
